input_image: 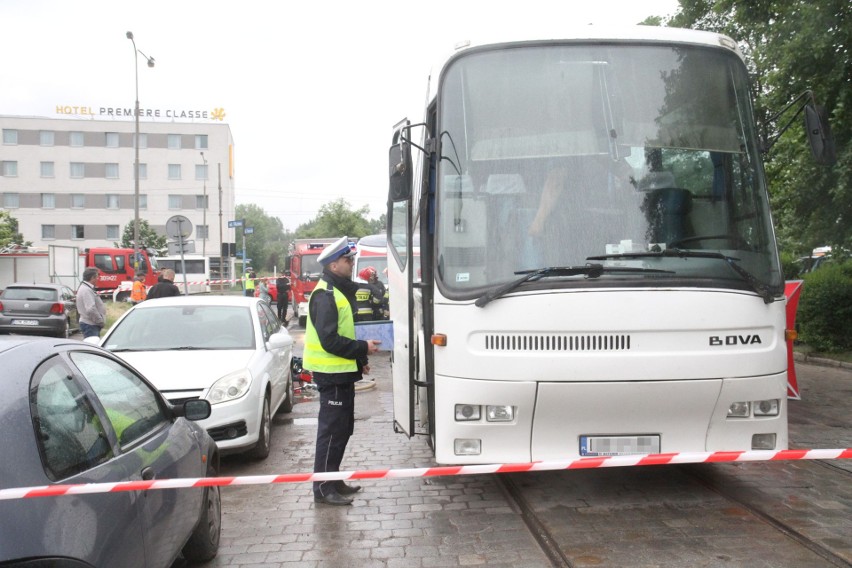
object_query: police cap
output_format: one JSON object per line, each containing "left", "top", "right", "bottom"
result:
{"left": 317, "top": 236, "right": 356, "bottom": 265}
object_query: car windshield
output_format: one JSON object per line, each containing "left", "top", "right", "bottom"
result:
{"left": 435, "top": 43, "right": 782, "bottom": 299}
{"left": 2, "top": 287, "right": 58, "bottom": 301}
{"left": 104, "top": 305, "right": 255, "bottom": 351}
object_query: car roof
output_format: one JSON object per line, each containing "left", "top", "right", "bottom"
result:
{"left": 5, "top": 282, "right": 66, "bottom": 289}
{"left": 132, "top": 295, "right": 261, "bottom": 309}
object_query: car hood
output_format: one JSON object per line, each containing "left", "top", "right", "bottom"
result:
{"left": 115, "top": 349, "right": 256, "bottom": 390}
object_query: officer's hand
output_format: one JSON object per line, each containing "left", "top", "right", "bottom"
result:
{"left": 366, "top": 340, "right": 381, "bottom": 354}
{"left": 362, "top": 364, "right": 371, "bottom": 375}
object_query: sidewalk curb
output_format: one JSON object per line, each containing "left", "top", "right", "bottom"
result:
{"left": 793, "top": 351, "right": 852, "bottom": 371}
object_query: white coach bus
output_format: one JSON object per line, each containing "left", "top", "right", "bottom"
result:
{"left": 156, "top": 255, "right": 210, "bottom": 295}
{"left": 386, "top": 27, "right": 834, "bottom": 464}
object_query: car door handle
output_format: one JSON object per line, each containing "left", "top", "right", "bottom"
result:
{"left": 141, "top": 467, "right": 156, "bottom": 481}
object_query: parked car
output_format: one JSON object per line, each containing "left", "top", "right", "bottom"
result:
{"left": 0, "top": 282, "right": 78, "bottom": 338}
{"left": 0, "top": 336, "right": 221, "bottom": 567}
{"left": 100, "top": 296, "right": 294, "bottom": 459}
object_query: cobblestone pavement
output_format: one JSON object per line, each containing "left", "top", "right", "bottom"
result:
{"left": 199, "top": 330, "right": 852, "bottom": 568}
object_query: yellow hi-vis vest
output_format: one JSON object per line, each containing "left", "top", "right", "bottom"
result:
{"left": 244, "top": 272, "right": 255, "bottom": 291}
{"left": 303, "top": 280, "right": 357, "bottom": 373}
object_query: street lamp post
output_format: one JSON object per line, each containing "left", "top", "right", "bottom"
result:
{"left": 126, "top": 31, "right": 154, "bottom": 272}
{"left": 200, "top": 151, "right": 208, "bottom": 257}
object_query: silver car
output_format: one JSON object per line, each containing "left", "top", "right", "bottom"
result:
{"left": 0, "top": 336, "right": 221, "bottom": 567}
{"left": 0, "top": 282, "right": 78, "bottom": 338}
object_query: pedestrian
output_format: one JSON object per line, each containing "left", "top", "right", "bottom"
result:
{"left": 77, "top": 267, "right": 107, "bottom": 339}
{"left": 147, "top": 268, "right": 182, "bottom": 299}
{"left": 304, "top": 236, "right": 381, "bottom": 506}
{"left": 276, "top": 275, "right": 290, "bottom": 324}
{"left": 257, "top": 278, "right": 272, "bottom": 305}
{"left": 130, "top": 273, "right": 147, "bottom": 305}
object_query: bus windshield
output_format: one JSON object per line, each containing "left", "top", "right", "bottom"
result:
{"left": 436, "top": 43, "right": 782, "bottom": 299}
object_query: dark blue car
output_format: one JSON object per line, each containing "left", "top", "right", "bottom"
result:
{"left": 0, "top": 337, "right": 221, "bottom": 567}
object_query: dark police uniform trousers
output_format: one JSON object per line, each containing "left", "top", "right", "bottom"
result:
{"left": 313, "top": 376, "right": 356, "bottom": 497}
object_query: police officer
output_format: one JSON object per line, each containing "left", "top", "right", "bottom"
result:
{"left": 304, "top": 236, "right": 381, "bottom": 506}
{"left": 244, "top": 268, "right": 255, "bottom": 297}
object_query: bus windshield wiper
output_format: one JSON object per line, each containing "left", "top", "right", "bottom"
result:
{"left": 474, "top": 264, "right": 673, "bottom": 308}
{"left": 587, "top": 249, "right": 777, "bottom": 304}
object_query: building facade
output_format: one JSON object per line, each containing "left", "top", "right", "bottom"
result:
{"left": 0, "top": 114, "right": 236, "bottom": 279}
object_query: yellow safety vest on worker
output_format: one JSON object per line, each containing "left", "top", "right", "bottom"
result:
{"left": 244, "top": 272, "right": 255, "bottom": 291}
{"left": 303, "top": 280, "right": 357, "bottom": 373}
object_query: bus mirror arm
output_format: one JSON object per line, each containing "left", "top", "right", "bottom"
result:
{"left": 762, "top": 90, "right": 836, "bottom": 166}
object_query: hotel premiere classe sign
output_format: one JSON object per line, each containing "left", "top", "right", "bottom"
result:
{"left": 55, "top": 104, "right": 226, "bottom": 121}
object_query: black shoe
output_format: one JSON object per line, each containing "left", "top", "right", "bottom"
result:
{"left": 314, "top": 491, "right": 353, "bottom": 506}
{"left": 336, "top": 481, "right": 362, "bottom": 495}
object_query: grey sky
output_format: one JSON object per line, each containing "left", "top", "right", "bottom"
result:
{"left": 1, "top": 0, "right": 679, "bottom": 230}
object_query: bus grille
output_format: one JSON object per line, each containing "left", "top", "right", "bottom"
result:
{"left": 484, "top": 334, "right": 631, "bottom": 352}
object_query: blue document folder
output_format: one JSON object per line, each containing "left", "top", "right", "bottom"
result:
{"left": 354, "top": 321, "right": 393, "bottom": 350}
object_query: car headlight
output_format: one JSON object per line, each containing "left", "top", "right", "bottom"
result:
{"left": 207, "top": 370, "right": 252, "bottom": 404}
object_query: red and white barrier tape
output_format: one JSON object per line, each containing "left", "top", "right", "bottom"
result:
{"left": 2, "top": 448, "right": 850, "bottom": 501}
{"left": 180, "top": 276, "right": 279, "bottom": 287}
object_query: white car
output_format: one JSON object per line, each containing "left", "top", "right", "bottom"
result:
{"left": 100, "top": 296, "right": 293, "bottom": 459}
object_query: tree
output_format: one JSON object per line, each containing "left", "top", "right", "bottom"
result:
{"left": 0, "top": 210, "right": 31, "bottom": 249}
{"left": 235, "top": 203, "right": 292, "bottom": 272}
{"left": 294, "top": 198, "right": 376, "bottom": 239}
{"left": 116, "top": 219, "right": 167, "bottom": 253}
{"left": 663, "top": 0, "right": 851, "bottom": 256}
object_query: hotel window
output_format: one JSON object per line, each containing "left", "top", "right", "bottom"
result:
{"left": 71, "top": 225, "right": 85, "bottom": 239}
{"left": 42, "top": 193, "right": 56, "bottom": 208}
{"left": 40, "top": 161, "right": 55, "bottom": 178}
{"left": 134, "top": 163, "right": 148, "bottom": 180}
{"left": 105, "top": 163, "right": 119, "bottom": 178}
{"left": 139, "top": 194, "right": 148, "bottom": 210}
{"left": 168, "top": 134, "right": 181, "bottom": 149}
{"left": 196, "top": 195, "right": 209, "bottom": 209}
{"left": 106, "top": 132, "right": 120, "bottom": 148}
{"left": 70, "top": 131, "right": 84, "bottom": 147}
{"left": 42, "top": 225, "right": 56, "bottom": 239}
{"left": 106, "top": 194, "right": 120, "bottom": 209}
{"left": 3, "top": 193, "right": 20, "bottom": 208}
{"left": 71, "top": 194, "right": 86, "bottom": 208}
{"left": 168, "top": 164, "right": 181, "bottom": 180}
{"left": 106, "top": 225, "right": 120, "bottom": 240}
{"left": 134, "top": 133, "right": 147, "bottom": 149}
{"left": 2, "top": 129, "right": 17, "bottom": 144}
{"left": 40, "top": 131, "right": 55, "bottom": 146}
{"left": 195, "top": 164, "right": 208, "bottom": 180}
{"left": 70, "top": 162, "right": 84, "bottom": 178}
{"left": 198, "top": 225, "right": 209, "bottom": 239}
{"left": 2, "top": 161, "right": 18, "bottom": 177}
{"left": 168, "top": 195, "right": 182, "bottom": 209}
{"left": 195, "top": 135, "right": 208, "bottom": 149}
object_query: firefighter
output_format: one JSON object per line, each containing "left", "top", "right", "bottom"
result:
{"left": 357, "top": 266, "right": 387, "bottom": 320}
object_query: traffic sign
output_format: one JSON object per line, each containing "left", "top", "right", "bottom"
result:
{"left": 165, "top": 215, "right": 193, "bottom": 239}
{"left": 244, "top": 227, "right": 254, "bottom": 235}
{"left": 228, "top": 219, "right": 244, "bottom": 228}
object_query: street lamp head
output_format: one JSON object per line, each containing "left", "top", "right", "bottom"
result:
{"left": 126, "top": 31, "right": 133, "bottom": 40}
{"left": 146, "top": 57, "right": 155, "bottom": 68}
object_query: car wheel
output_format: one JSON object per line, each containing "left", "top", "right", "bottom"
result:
{"left": 249, "top": 394, "right": 271, "bottom": 460}
{"left": 115, "top": 291, "right": 130, "bottom": 303}
{"left": 280, "top": 368, "right": 294, "bottom": 414}
{"left": 181, "top": 464, "right": 221, "bottom": 562}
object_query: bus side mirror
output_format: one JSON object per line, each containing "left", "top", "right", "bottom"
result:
{"left": 804, "top": 104, "right": 836, "bottom": 166}
{"left": 389, "top": 142, "right": 412, "bottom": 202}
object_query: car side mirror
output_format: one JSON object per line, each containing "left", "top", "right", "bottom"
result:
{"left": 182, "top": 399, "right": 212, "bottom": 421}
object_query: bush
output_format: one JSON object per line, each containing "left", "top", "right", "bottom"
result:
{"left": 796, "top": 260, "right": 852, "bottom": 352}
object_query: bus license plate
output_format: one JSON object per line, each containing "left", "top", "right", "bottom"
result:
{"left": 580, "top": 435, "right": 660, "bottom": 457}
{"left": 12, "top": 320, "right": 39, "bottom": 326}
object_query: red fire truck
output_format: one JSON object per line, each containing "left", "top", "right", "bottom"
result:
{"left": 0, "top": 245, "right": 159, "bottom": 299}
{"left": 285, "top": 238, "right": 339, "bottom": 327}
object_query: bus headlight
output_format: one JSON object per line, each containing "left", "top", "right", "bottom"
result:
{"left": 455, "top": 404, "right": 481, "bottom": 421}
{"left": 752, "top": 433, "right": 776, "bottom": 450}
{"left": 486, "top": 405, "right": 514, "bottom": 422}
{"left": 753, "top": 399, "right": 780, "bottom": 416}
{"left": 727, "top": 401, "right": 750, "bottom": 417}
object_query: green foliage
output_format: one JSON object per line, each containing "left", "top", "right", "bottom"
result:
{"left": 665, "top": 1, "right": 851, "bottom": 258}
{"left": 0, "top": 210, "right": 31, "bottom": 248}
{"left": 235, "top": 203, "right": 293, "bottom": 273}
{"left": 117, "top": 219, "right": 167, "bottom": 253}
{"left": 779, "top": 249, "right": 801, "bottom": 280}
{"left": 295, "top": 199, "right": 376, "bottom": 240}
{"left": 796, "top": 260, "right": 852, "bottom": 352}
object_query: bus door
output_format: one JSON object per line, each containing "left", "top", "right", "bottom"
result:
{"left": 388, "top": 121, "right": 416, "bottom": 437}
